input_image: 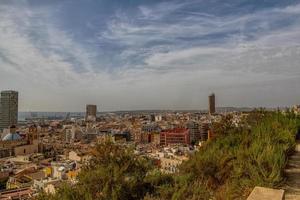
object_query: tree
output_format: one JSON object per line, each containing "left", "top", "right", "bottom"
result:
{"left": 38, "top": 142, "right": 173, "bottom": 200}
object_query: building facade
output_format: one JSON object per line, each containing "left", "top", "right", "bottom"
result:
{"left": 0, "top": 91, "right": 18, "bottom": 130}
{"left": 200, "top": 123, "right": 209, "bottom": 141}
{"left": 0, "top": 125, "right": 39, "bottom": 158}
{"left": 85, "top": 105, "right": 97, "bottom": 121}
{"left": 160, "top": 128, "right": 190, "bottom": 146}
{"left": 208, "top": 93, "right": 215, "bottom": 115}
{"left": 186, "top": 121, "right": 201, "bottom": 144}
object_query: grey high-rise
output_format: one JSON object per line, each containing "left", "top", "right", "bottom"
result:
{"left": 86, "top": 104, "right": 97, "bottom": 121}
{"left": 0, "top": 91, "right": 18, "bottom": 130}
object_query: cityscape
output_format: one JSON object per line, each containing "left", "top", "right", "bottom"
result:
{"left": 1, "top": 0, "right": 300, "bottom": 200}
{"left": 0, "top": 90, "right": 300, "bottom": 199}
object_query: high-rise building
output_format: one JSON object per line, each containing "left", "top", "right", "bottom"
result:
{"left": 0, "top": 91, "right": 18, "bottom": 130}
{"left": 208, "top": 93, "right": 216, "bottom": 115}
{"left": 86, "top": 104, "right": 97, "bottom": 121}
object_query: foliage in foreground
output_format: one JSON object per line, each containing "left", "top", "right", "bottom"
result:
{"left": 179, "top": 111, "right": 300, "bottom": 199}
{"left": 38, "top": 111, "right": 300, "bottom": 200}
{"left": 38, "top": 142, "right": 174, "bottom": 200}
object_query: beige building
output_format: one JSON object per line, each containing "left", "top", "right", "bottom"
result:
{"left": 68, "top": 150, "right": 91, "bottom": 165}
{"left": 14, "top": 143, "right": 38, "bottom": 156}
{"left": 68, "top": 151, "right": 82, "bottom": 162}
{"left": 0, "top": 125, "right": 39, "bottom": 158}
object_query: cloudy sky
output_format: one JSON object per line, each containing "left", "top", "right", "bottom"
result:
{"left": 0, "top": 0, "right": 300, "bottom": 112}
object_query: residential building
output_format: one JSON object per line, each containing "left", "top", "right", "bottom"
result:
{"left": 186, "top": 121, "right": 201, "bottom": 144}
{"left": 200, "top": 123, "right": 209, "bottom": 141}
{"left": 160, "top": 128, "right": 190, "bottom": 146}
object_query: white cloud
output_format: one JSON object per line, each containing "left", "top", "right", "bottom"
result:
{"left": 0, "top": 1, "right": 300, "bottom": 111}
{"left": 101, "top": 1, "right": 300, "bottom": 76}
{"left": 0, "top": 3, "right": 116, "bottom": 110}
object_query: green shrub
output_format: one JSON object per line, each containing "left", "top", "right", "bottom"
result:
{"left": 179, "top": 112, "right": 300, "bottom": 199}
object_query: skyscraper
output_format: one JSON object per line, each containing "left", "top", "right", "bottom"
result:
{"left": 208, "top": 93, "right": 215, "bottom": 115}
{"left": 86, "top": 104, "right": 97, "bottom": 121}
{"left": 0, "top": 90, "right": 18, "bottom": 130}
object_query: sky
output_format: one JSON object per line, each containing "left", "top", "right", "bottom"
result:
{"left": 0, "top": 0, "right": 300, "bottom": 112}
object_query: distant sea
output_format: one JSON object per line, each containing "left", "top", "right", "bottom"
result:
{"left": 18, "top": 107, "right": 258, "bottom": 121}
{"left": 18, "top": 112, "right": 85, "bottom": 121}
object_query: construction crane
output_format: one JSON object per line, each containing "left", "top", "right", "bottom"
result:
{"left": 62, "top": 112, "right": 70, "bottom": 123}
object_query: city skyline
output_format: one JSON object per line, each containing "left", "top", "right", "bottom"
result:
{"left": 1, "top": 0, "right": 300, "bottom": 112}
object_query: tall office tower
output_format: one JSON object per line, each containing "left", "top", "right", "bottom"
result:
{"left": 0, "top": 90, "right": 18, "bottom": 130}
{"left": 86, "top": 104, "right": 97, "bottom": 121}
{"left": 208, "top": 93, "right": 216, "bottom": 115}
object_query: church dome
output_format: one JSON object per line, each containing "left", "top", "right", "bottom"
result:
{"left": 2, "top": 133, "right": 22, "bottom": 141}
